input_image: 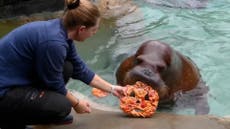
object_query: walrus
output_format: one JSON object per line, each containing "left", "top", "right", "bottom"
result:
{"left": 116, "top": 40, "right": 209, "bottom": 114}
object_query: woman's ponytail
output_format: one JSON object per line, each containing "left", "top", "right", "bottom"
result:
{"left": 62, "top": 0, "right": 100, "bottom": 30}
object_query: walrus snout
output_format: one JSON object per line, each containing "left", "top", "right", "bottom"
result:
{"left": 128, "top": 66, "right": 170, "bottom": 100}
{"left": 128, "top": 66, "right": 165, "bottom": 88}
{"left": 142, "top": 68, "right": 154, "bottom": 77}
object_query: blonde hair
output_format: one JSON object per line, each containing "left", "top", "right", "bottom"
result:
{"left": 62, "top": 0, "right": 100, "bottom": 30}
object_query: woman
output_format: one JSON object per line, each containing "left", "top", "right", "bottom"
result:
{"left": 0, "top": 0, "right": 125, "bottom": 128}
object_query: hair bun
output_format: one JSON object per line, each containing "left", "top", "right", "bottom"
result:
{"left": 67, "top": 0, "right": 80, "bottom": 10}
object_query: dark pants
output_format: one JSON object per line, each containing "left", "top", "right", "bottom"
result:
{"left": 0, "top": 61, "right": 73, "bottom": 129}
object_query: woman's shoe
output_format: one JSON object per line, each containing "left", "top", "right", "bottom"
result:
{"left": 53, "top": 115, "right": 73, "bottom": 125}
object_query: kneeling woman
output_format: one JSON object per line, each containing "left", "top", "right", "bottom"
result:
{"left": 0, "top": 0, "right": 125, "bottom": 128}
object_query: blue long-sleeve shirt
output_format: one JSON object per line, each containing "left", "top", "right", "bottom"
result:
{"left": 0, "top": 18, "right": 95, "bottom": 97}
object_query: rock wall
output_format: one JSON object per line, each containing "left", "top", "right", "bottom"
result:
{"left": 0, "top": 0, "right": 64, "bottom": 19}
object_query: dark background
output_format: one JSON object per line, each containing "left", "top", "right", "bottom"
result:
{"left": 0, "top": 0, "right": 64, "bottom": 18}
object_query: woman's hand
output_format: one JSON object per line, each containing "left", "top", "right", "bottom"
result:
{"left": 111, "top": 85, "right": 126, "bottom": 98}
{"left": 73, "top": 99, "right": 91, "bottom": 114}
{"left": 66, "top": 91, "right": 91, "bottom": 114}
{"left": 89, "top": 74, "right": 127, "bottom": 98}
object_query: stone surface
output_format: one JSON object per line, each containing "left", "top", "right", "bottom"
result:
{"left": 34, "top": 91, "right": 230, "bottom": 129}
{"left": 0, "top": 0, "right": 137, "bottom": 20}
{"left": 97, "top": 0, "right": 137, "bottom": 19}
{"left": 34, "top": 109, "right": 230, "bottom": 129}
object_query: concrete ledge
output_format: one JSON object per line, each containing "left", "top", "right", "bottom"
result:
{"left": 34, "top": 108, "right": 230, "bottom": 129}
{"left": 34, "top": 91, "right": 230, "bottom": 129}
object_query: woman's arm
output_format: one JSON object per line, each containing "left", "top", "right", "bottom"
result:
{"left": 89, "top": 74, "right": 126, "bottom": 98}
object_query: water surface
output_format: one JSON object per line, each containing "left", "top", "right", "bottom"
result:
{"left": 1, "top": 0, "right": 230, "bottom": 116}
{"left": 74, "top": 0, "right": 230, "bottom": 116}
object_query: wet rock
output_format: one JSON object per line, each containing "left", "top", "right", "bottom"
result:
{"left": 97, "top": 0, "right": 137, "bottom": 19}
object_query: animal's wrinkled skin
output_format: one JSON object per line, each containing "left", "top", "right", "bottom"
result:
{"left": 116, "top": 40, "right": 209, "bottom": 114}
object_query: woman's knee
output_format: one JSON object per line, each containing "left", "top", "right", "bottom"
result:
{"left": 57, "top": 97, "right": 72, "bottom": 118}
{"left": 41, "top": 91, "right": 72, "bottom": 119}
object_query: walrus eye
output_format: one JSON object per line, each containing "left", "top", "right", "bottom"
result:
{"left": 134, "top": 58, "right": 142, "bottom": 65}
{"left": 134, "top": 55, "right": 144, "bottom": 65}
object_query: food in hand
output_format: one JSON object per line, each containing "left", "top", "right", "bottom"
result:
{"left": 92, "top": 88, "right": 109, "bottom": 98}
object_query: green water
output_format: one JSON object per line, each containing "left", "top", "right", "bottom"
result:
{"left": 1, "top": 0, "right": 230, "bottom": 116}
{"left": 0, "top": 21, "right": 20, "bottom": 37}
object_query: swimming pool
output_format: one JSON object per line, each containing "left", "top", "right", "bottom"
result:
{"left": 70, "top": 0, "right": 230, "bottom": 116}
{"left": 1, "top": 0, "right": 230, "bottom": 116}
